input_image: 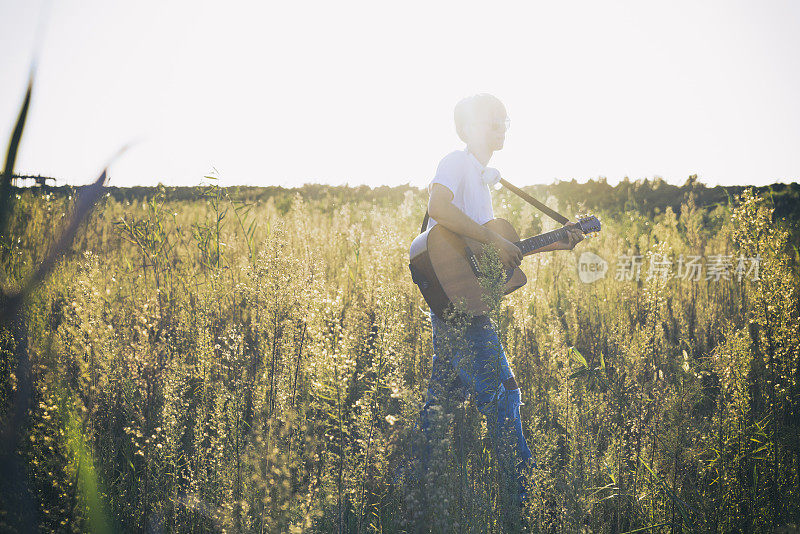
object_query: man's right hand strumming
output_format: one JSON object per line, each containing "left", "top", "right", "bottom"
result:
{"left": 488, "top": 232, "right": 523, "bottom": 271}
{"left": 429, "top": 184, "right": 523, "bottom": 272}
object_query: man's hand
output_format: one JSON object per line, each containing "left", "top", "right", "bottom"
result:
{"left": 558, "top": 222, "right": 585, "bottom": 250}
{"left": 429, "top": 184, "right": 523, "bottom": 270}
{"left": 489, "top": 233, "right": 523, "bottom": 270}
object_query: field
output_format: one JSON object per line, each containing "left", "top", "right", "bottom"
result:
{"left": 1, "top": 178, "right": 799, "bottom": 533}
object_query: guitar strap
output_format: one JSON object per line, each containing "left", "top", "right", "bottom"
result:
{"left": 419, "top": 178, "right": 569, "bottom": 234}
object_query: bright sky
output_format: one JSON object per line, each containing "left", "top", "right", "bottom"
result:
{"left": 1, "top": 0, "right": 799, "bottom": 188}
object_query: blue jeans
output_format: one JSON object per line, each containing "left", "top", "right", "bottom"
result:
{"left": 419, "top": 312, "right": 534, "bottom": 501}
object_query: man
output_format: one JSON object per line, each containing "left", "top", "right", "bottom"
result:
{"left": 419, "top": 93, "right": 584, "bottom": 509}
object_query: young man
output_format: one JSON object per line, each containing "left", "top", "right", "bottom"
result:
{"left": 419, "top": 93, "right": 584, "bottom": 506}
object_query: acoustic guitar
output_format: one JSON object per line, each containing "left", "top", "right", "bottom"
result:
{"left": 408, "top": 216, "right": 601, "bottom": 316}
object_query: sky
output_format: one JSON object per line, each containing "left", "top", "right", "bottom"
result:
{"left": 1, "top": 0, "right": 799, "bottom": 189}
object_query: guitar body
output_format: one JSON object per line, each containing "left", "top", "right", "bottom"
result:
{"left": 408, "top": 218, "right": 527, "bottom": 317}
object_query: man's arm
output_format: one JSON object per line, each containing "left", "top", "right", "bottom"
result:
{"left": 427, "top": 183, "right": 523, "bottom": 270}
{"left": 429, "top": 183, "right": 584, "bottom": 260}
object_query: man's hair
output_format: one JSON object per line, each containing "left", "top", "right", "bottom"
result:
{"left": 454, "top": 93, "right": 504, "bottom": 143}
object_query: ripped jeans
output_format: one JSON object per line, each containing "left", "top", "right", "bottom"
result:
{"left": 419, "top": 312, "right": 534, "bottom": 501}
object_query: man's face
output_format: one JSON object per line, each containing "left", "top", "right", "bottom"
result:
{"left": 475, "top": 104, "right": 509, "bottom": 151}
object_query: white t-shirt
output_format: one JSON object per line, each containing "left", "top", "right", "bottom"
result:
{"left": 426, "top": 148, "right": 496, "bottom": 231}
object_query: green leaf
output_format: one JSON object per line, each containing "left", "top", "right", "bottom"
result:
{"left": 569, "top": 346, "right": 588, "bottom": 368}
{"left": 604, "top": 458, "right": 616, "bottom": 484}
{"left": 568, "top": 368, "right": 589, "bottom": 380}
{"left": 1, "top": 74, "right": 33, "bottom": 235}
{"left": 64, "top": 396, "right": 113, "bottom": 534}
{"left": 639, "top": 457, "right": 694, "bottom": 527}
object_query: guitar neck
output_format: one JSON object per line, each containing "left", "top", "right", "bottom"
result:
{"left": 515, "top": 227, "right": 569, "bottom": 256}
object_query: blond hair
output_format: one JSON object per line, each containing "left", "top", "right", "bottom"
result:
{"left": 454, "top": 93, "right": 505, "bottom": 143}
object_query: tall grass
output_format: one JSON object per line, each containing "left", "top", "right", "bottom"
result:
{"left": 2, "top": 167, "right": 799, "bottom": 531}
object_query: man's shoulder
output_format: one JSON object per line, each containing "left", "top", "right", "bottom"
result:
{"left": 436, "top": 149, "right": 468, "bottom": 173}
{"left": 439, "top": 149, "right": 468, "bottom": 164}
